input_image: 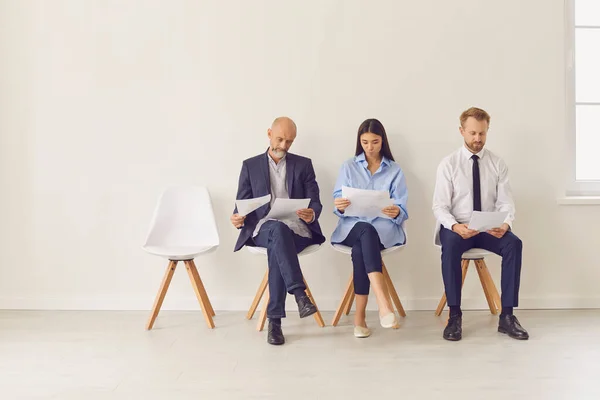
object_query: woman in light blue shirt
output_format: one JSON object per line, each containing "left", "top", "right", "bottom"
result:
{"left": 331, "top": 118, "right": 408, "bottom": 338}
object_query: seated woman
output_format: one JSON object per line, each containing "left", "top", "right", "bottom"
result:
{"left": 331, "top": 118, "right": 408, "bottom": 338}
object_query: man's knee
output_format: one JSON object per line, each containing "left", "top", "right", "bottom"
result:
{"left": 440, "top": 230, "right": 466, "bottom": 254}
{"left": 270, "top": 221, "right": 293, "bottom": 237}
{"left": 503, "top": 234, "right": 523, "bottom": 254}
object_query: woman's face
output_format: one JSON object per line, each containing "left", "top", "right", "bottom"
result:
{"left": 360, "top": 132, "right": 383, "bottom": 158}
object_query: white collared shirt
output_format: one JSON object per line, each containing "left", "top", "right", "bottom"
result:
{"left": 432, "top": 146, "right": 515, "bottom": 230}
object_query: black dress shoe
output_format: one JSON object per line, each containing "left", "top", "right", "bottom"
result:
{"left": 267, "top": 321, "right": 285, "bottom": 345}
{"left": 498, "top": 314, "right": 529, "bottom": 340}
{"left": 443, "top": 315, "right": 462, "bottom": 341}
{"left": 296, "top": 295, "right": 317, "bottom": 318}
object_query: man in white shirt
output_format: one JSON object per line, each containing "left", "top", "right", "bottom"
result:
{"left": 432, "top": 107, "right": 528, "bottom": 341}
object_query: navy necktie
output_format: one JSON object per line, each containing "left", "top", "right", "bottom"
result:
{"left": 472, "top": 154, "right": 481, "bottom": 211}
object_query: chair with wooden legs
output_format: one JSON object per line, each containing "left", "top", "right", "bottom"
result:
{"left": 435, "top": 248, "right": 501, "bottom": 316}
{"left": 245, "top": 244, "right": 326, "bottom": 331}
{"left": 330, "top": 244, "right": 407, "bottom": 327}
{"left": 143, "top": 186, "right": 219, "bottom": 330}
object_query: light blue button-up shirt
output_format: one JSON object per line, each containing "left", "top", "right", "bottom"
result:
{"left": 331, "top": 152, "right": 408, "bottom": 249}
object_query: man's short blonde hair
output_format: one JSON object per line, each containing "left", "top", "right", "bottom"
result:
{"left": 460, "top": 107, "right": 490, "bottom": 127}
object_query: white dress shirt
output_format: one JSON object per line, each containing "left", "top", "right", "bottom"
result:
{"left": 432, "top": 146, "right": 515, "bottom": 231}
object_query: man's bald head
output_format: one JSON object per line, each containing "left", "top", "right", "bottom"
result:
{"left": 271, "top": 116, "right": 297, "bottom": 134}
{"left": 268, "top": 116, "right": 297, "bottom": 162}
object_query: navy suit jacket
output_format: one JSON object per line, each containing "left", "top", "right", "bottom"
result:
{"left": 233, "top": 150, "right": 326, "bottom": 252}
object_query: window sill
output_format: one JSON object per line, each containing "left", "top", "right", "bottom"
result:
{"left": 557, "top": 196, "right": 600, "bottom": 205}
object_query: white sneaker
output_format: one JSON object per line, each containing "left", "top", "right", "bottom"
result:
{"left": 354, "top": 326, "right": 371, "bottom": 338}
{"left": 380, "top": 312, "right": 398, "bottom": 328}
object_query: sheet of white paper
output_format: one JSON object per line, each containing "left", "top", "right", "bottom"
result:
{"left": 265, "top": 198, "right": 310, "bottom": 220}
{"left": 468, "top": 211, "right": 509, "bottom": 231}
{"left": 236, "top": 194, "right": 271, "bottom": 217}
{"left": 342, "top": 186, "right": 394, "bottom": 219}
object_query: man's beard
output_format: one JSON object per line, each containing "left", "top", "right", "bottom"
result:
{"left": 271, "top": 148, "right": 286, "bottom": 158}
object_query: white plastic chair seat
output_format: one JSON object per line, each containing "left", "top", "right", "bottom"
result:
{"left": 246, "top": 244, "right": 321, "bottom": 257}
{"left": 143, "top": 245, "right": 218, "bottom": 260}
{"left": 461, "top": 248, "right": 493, "bottom": 260}
{"left": 143, "top": 185, "right": 220, "bottom": 261}
{"left": 331, "top": 243, "right": 405, "bottom": 255}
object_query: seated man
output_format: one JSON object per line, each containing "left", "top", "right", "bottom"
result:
{"left": 432, "top": 107, "right": 528, "bottom": 341}
{"left": 231, "top": 116, "right": 326, "bottom": 345}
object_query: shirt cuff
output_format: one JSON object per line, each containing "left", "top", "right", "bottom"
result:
{"left": 392, "top": 205, "right": 407, "bottom": 225}
{"left": 441, "top": 217, "right": 459, "bottom": 231}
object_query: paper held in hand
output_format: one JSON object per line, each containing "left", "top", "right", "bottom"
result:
{"left": 265, "top": 198, "right": 310, "bottom": 220}
{"left": 467, "top": 211, "right": 509, "bottom": 231}
{"left": 235, "top": 194, "right": 271, "bottom": 216}
{"left": 342, "top": 186, "right": 393, "bottom": 219}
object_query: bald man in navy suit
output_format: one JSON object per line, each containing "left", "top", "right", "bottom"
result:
{"left": 231, "top": 117, "right": 325, "bottom": 345}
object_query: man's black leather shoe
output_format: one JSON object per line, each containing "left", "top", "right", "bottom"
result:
{"left": 267, "top": 321, "right": 285, "bottom": 345}
{"left": 297, "top": 295, "right": 317, "bottom": 318}
{"left": 443, "top": 315, "right": 462, "bottom": 341}
{"left": 498, "top": 314, "right": 529, "bottom": 340}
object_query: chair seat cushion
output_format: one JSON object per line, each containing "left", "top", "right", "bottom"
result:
{"left": 247, "top": 244, "right": 321, "bottom": 257}
{"left": 331, "top": 243, "right": 405, "bottom": 256}
{"left": 143, "top": 245, "right": 217, "bottom": 260}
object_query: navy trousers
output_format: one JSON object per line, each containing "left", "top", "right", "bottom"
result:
{"left": 336, "top": 222, "right": 384, "bottom": 295}
{"left": 439, "top": 226, "right": 523, "bottom": 308}
{"left": 253, "top": 221, "right": 314, "bottom": 318}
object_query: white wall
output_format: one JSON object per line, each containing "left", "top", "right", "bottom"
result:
{"left": 1, "top": 0, "right": 598, "bottom": 312}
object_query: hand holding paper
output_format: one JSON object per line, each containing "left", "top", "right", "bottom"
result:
{"left": 381, "top": 205, "right": 401, "bottom": 219}
{"left": 487, "top": 223, "right": 510, "bottom": 239}
{"left": 334, "top": 197, "right": 351, "bottom": 213}
{"left": 296, "top": 208, "right": 315, "bottom": 223}
{"left": 452, "top": 223, "right": 479, "bottom": 239}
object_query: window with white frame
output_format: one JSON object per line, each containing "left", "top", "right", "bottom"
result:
{"left": 570, "top": 0, "right": 600, "bottom": 194}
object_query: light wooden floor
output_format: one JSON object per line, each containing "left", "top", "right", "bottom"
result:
{"left": 1, "top": 310, "right": 599, "bottom": 399}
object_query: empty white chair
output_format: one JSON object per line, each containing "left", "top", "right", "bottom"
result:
{"left": 330, "top": 222, "right": 408, "bottom": 327}
{"left": 143, "top": 186, "right": 219, "bottom": 329}
{"left": 245, "top": 244, "right": 326, "bottom": 331}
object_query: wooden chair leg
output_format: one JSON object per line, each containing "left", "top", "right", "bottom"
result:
{"left": 382, "top": 263, "right": 406, "bottom": 317}
{"left": 475, "top": 259, "right": 502, "bottom": 314}
{"left": 345, "top": 290, "right": 355, "bottom": 315}
{"left": 247, "top": 270, "right": 269, "bottom": 320}
{"left": 461, "top": 259, "right": 470, "bottom": 286}
{"left": 488, "top": 279, "right": 502, "bottom": 314}
{"left": 331, "top": 275, "right": 354, "bottom": 327}
{"left": 187, "top": 260, "right": 215, "bottom": 317}
{"left": 435, "top": 259, "right": 470, "bottom": 316}
{"left": 304, "top": 278, "right": 325, "bottom": 327}
{"left": 474, "top": 259, "right": 497, "bottom": 314}
{"left": 435, "top": 293, "right": 448, "bottom": 316}
{"left": 184, "top": 261, "right": 215, "bottom": 329}
{"left": 146, "top": 261, "right": 177, "bottom": 330}
{"left": 257, "top": 286, "right": 270, "bottom": 331}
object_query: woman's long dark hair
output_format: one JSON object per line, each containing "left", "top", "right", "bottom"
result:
{"left": 355, "top": 118, "right": 395, "bottom": 161}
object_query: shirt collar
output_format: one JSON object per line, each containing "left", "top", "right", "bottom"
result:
{"left": 354, "top": 152, "right": 390, "bottom": 167}
{"left": 267, "top": 151, "right": 286, "bottom": 167}
{"left": 461, "top": 145, "right": 485, "bottom": 160}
